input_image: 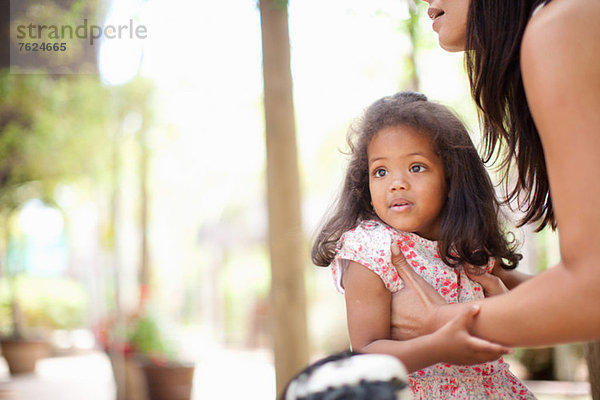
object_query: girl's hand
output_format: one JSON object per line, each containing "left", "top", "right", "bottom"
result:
{"left": 432, "top": 304, "right": 513, "bottom": 365}
{"left": 389, "top": 243, "right": 446, "bottom": 340}
{"left": 464, "top": 262, "right": 509, "bottom": 297}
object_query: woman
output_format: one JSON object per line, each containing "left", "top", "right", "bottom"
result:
{"left": 389, "top": 0, "right": 600, "bottom": 347}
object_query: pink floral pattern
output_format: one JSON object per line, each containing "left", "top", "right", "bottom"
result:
{"left": 331, "top": 220, "right": 535, "bottom": 399}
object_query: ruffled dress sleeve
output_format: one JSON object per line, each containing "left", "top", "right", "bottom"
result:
{"left": 330, "top": 220, "right": 403, "bottom": 294}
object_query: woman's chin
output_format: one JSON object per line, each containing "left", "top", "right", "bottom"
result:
{"left": 439, "top": 40, "right": 466, "bottom": 53}
{"left": 436, "top": 32, "right": 467, "bottom": 53}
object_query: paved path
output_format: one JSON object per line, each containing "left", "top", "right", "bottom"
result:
{"left": 0, "top": 348, "right": 276, "bottom": 400}
{"left": 0, "top": 349, "right": 591, "bottom": 399}
{"left": 0, "top": 352, "right": 114, "bottom": 400}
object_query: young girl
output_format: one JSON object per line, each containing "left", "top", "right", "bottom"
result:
{"left": 312, "top": 92, "right": 535, "bottom": 399}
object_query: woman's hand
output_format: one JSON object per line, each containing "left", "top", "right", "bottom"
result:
{"left": 389, "top": 243, "right": 447, "bottom": 340}
{"left": 464, "top": 262, "right": 509, "bottom": 297}
{"left": 388, "top": 244, "right": 513, "bottom": 365}
{"left": 431, "top": 304, "right": 513, "bottom": 365}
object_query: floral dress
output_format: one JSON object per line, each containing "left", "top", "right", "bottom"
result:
{"left": 331, "top": 220, "right": 536, "bottom": 399}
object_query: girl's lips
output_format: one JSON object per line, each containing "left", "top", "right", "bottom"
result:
{"left": 390, "top": 204, "right": 412, "bottom": 213}
{"left": 389, "top": 199, "right": 413, "bottom": 211}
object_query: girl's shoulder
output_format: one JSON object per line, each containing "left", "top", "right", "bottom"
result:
{"left": 338, "top": 220, "right": 437, "bottom": 264}
{"left": 340, "top": 220, "right": 435, "bottom": 250}
{"left": 338, "top": 220, "right": 394, "bottom": 252}
{"left": 333, "top": 220, "right": 402, "bottom": 293}
{"left": 342, "top": 219, "right": 393, "bottom": 239}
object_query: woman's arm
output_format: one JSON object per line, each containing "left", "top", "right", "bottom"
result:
{"left": 455, "top": 264, "right": 598, "bottom": 346}
{"left": 343, "top": 261, "right": 511, "bottom": 372}
{"left": 390, "top": 259, "right": 598, "bottom": 347}
{"left": 391, "top": 254, "right": 600, "bottom": 347}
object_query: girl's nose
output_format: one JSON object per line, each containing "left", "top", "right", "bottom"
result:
{"left": 389, "top": 177, "right": 408, "bottom": 191}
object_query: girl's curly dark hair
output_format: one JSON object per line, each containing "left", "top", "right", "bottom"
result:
{"left": 311, "top": 91, "right": 521, "bottom": 270}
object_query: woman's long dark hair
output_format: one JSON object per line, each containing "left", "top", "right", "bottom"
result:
{"left": 465, "top": 0, "right": 554, "bottom": 231}
{"left": 311, "top": 92, "right": 521, "bottom": 270}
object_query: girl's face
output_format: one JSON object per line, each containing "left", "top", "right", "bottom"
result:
{"left": 421, "top": 0, "right": 470, "bottom": 52}
{"left": 368, "top": 125, "right": 447, "bottom": 241}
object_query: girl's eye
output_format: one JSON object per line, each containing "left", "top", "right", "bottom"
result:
{"left": 410, "top": 164, "right": 426, "bottom": 173}
{"left": 374, "top": 168, "right": 388, "bottom": 178}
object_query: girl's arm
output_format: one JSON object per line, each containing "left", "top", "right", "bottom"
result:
{"left": 391, "top": 0, "right": 600, "bottom": 347}
{"left": 343, "top": 261, "right": 511, "bottom": 372}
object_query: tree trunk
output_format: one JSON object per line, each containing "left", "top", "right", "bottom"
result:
{"left": 403, "top": 0, "right": 421, "bottom": 91}
{"left": 3, "top": 211, "right": 25, "bottom": 339}
{"left": 585, "top": 341, "right": 600, "bottom": 399}
{"left": 259, "top": 0, "right": 309, "bottom": 395}
{"left": 138, "top": 122, "right": 150, "bottom": 307}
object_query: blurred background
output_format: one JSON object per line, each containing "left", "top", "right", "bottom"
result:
{"left": 0, "top": 0, "right": 594, "bottom": 399}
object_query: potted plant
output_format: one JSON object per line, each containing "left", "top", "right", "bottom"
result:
{"left": 0, "top": 305, "right": 49, "bottom": 375}
{"left": 127, "top": 310, "right": 195, "bottom": 400}
{"left": 0, "top": 275, "right": 49, "bottom": 376}
{"left": 0, "top": 210, "right": 50, "bottom": 375}
{"left": 0, "top": 271, "right": 88, "bottom": 374}
{"left": 96, "top": 312, "right": 146, "bottom": 400}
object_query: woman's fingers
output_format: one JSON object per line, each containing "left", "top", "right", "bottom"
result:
{"left": 463, "top": 263, "right": 488, "bottom": 276}
{"left": 390, "top": 243, "right": 445, "bottom": 307}
{"left": 466, "top": 335, "right": 513, "bottom": 357}
{"left": 390, "top": 243, "right": 416, "bottom": 280}
{"left": 465, "top": 268, "right": 509, "bottom": 297}
{"left": 389, "top": 243, "right": 448, "bottom": 339}
{"left": 452, "top": 303, "right": 480, "bottom": 326}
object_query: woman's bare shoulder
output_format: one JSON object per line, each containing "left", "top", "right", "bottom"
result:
{"left": 522, "top": 0, "right": 600, "bottom": 57}
{"left": 521, "top": 0, "right": 600, "bottom": 109}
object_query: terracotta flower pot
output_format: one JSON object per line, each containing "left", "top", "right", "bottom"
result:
{"left": 141, "top": 362, "right": 195, "bottom": 400}
{"left": 0, "top": 339, "right": 49, "bottom": 374}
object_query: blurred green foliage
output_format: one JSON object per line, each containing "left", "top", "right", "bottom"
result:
{"left": 128, "top": 310, "right": 178, "bottom": 364}
{"left": 0, "top": 72, "right": 112, "bottom": 213}
{"left": 0, "top": 277, "right": 87, "bottom": 337}
{"left": 0, "top": 71, "right": 155, "bottom": 212}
